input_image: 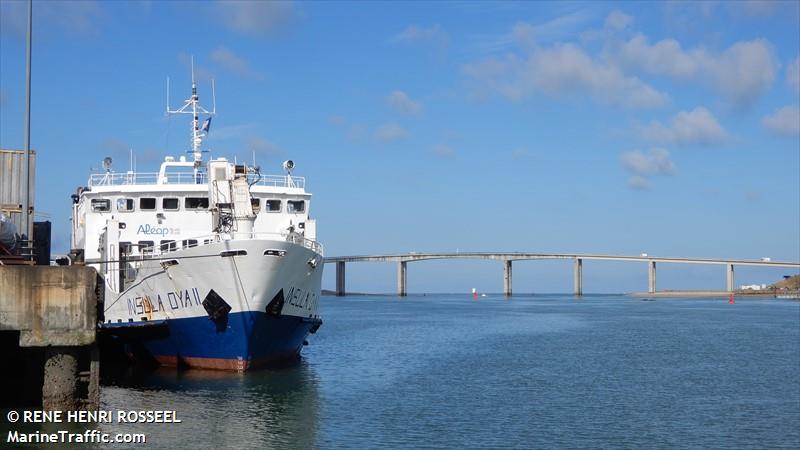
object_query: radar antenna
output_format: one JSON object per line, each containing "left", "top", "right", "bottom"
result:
{"left": 166, "top": 56, "right": 216, "bottom": 169}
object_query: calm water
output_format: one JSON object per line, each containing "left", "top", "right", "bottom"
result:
{"left": 19, "top": 294, "right": 800, "bottom": 448}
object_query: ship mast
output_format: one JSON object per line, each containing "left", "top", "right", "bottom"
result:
{"left": 167, "top": 56, "right": 216, "bottom": 170}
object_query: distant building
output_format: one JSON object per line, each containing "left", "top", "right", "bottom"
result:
{"left": 740, "top": 284, "right": 767, "bottom": 291}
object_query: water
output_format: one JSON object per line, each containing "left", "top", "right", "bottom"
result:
{"left": 15, "top": 294, "right": 800, "bottom": 448}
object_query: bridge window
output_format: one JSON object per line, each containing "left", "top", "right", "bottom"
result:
{"left": 287, "top": 200, "right": 305, "bottom": 213}
{"left": 251, "top": 198, "right": 261, "bottom": 213}
{"left": 138, "top": 241, "right": 154, "bottom": 255}
{"left": 120, "top": 242, "right": 132, "bottom": 256}
{"left": 160, "top": 240, "right": 177, "bottom": 252}
{"left": 91, "top": 199, "right": 110, "bottom": 212}
{"left": 265, "top": 199, "right": 281, "bottom": 212}
{"left": 185, "top": 197, "right": 209, "bottom": 210}
{"left": 162, "top": 198, "right": 179, "bottom": 211}
{"left": 140, "top": 198, "right": 156, "bottom": 210}
{"left": 182, "top": 239, "right": 198, "bottom": 249}
{"left": 117, "top": 198, "right": 134, "bottom": 212}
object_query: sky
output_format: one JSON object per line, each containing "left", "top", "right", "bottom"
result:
{"left": 1, "top": 0, "right": 798, "bottom": 294}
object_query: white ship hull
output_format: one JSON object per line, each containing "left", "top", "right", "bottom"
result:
{"left": 101, "top": 239, "right": 323, "bottom": 371}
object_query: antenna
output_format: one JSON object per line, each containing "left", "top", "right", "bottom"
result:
{"left": 166, "top": 77, "right": 170, "bottom": 114}
{"left": 166, "top": 55, "right": 216, "bottom": 169}
{"left": 212, "top": 79, "right": 216, "bottom": 114}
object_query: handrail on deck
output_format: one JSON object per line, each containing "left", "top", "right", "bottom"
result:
{"left": 88, "top": 172, "right": 305, "bottom": 189}
{"left": 130, "top": 231, "right": 323, "bottom": 260}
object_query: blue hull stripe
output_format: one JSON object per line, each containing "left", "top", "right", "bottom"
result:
{"left": 131, "top": 312, "right": 320, "bottom": 369}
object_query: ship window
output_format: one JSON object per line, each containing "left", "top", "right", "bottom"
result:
{"left": 91, "top": 199, "right": 110, "bottom": 212}
{"left": 251, "top": 198, "right": 261, "bottom": 213}
{"left": 117, "top": 198, "right": 134, "bottom": 212}
{"left": 119, "top": 242, "right": 132, "bottom": 256}
{"left": 182, "top": 239, "right": 198, "bottom": 249}
{"left": 160, "top": 240, "right": 177, "bottom": 252}
{"left": 140, "top": 198, "right": 156, "bottom": 210}
{"left": 163, "top": 198, "right": 179, "bottom": 211}
{"left": 185, "top": 197, "right": 209, "bottom": 209}
{"left": 138, "top": 241, "right": 154, "bottom": 255}
{"left": 220, "top": 250, "right": 247, "bottom": 257}
{"left": 287, "top": 200, "right": 305, "bottom": 213}
{"left": 266, "top": 199, "right": 281, "bottom": 212}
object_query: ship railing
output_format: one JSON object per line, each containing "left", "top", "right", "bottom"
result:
{"left": 88, "top": 172, "right": 305, "bottom": 188}
{"left": 131, "top": 231, "right": 323, "bottom": 261}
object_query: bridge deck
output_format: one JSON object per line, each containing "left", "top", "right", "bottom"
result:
{"left": 324, "top": 253, "right": 800, "bottom": 268}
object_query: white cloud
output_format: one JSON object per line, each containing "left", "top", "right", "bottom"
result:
{"left": 328, "top": 115, "right": 346, "bottom": 126}
{"left": 432, "top": 144, "right": 454, "bottom": 158}
{"left": 621, "top": 148, "right": 676, "bottom": 176}
{"left": 605, "top": 10, "right": 633, "bottom": 31}
{"left": 463, "top": 43, "right": 669, "bottom": 109}
{"left": 391, "top": 24, "right": 448, "bottom": 49}
{"left": 511, "top": 148, "right": 528, "bottom": 159}
{"left": 528, "top": 9, "right": 595, "bottom": 43}
{"left": 615, "top": 34, "right": 704, "bottom": 78}
{"left": 1, "top": 0, "right": 103, "bottom": 38}
{"left": 210, "top": 47, "right": 264, "bottom": 80}
{"left": 621, "top": 148, "right": 676, "bottom": 190}
{"left": 738, "top": 0, "right": 780, "bottom": 17}
{"left": 627, "top": 175, "right": 651, "bottom": 190}
{"left": 213, "top": 0, "right": 296, "bottom": 36}
{"left": 641, "top": 107, "right": 727, "bottom": 146}
{"left": 761, "top": 105, "right": 800, "bottom": 136}
{"left": 511, "top": 22, "right": 536, "bottom": 49}
{"left": 386, "top": 91, "right": 423, "bottom": 115}
{"left": 473, "top": 11, "right": 595, "bottom": 55}
{"left": 246, "top": 136, "right": 282, "bottom": 156}
{"left": 614, "top": 35, "right": 777, "bottom": 107}
{"left": 712, "top": 40, "right": 777, "bottom": 107}
{"left": 375, "top": 122, "right": 409, "bottom": 143}
{"left": 787, "top": 58, "right": 800, "bottom": 95}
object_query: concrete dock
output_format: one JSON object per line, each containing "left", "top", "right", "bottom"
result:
{"left": 0, "top": 265, "right": 99, "bottom": 410}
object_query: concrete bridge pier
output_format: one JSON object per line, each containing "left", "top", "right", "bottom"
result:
{"left": 726, "top": 263, "right": 734, "bottom": 292}
{"left": 574, "top": 258, "right": 583, "bottom": 296}
{"left": 336, "top": 261, "right": 346, "bottom": 296}
{"left": 397, "top": 261, "right": 407, "bottom": 296}
{"left": 648, "top": 260, "right": 657, "bottom": 293}
{"left": 503, "top": 260, "right": 513, "bottom": 296}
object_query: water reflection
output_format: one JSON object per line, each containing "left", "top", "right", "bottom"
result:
{"left": 100, "top": 361, "right": 320, "bottom": 449}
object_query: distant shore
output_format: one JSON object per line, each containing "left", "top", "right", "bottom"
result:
{"left": 629, "top": 290, "right": 800, "bottom": 298}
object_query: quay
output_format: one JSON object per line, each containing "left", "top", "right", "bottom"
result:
{"left": 0, "top": 266, "right": 99, "bottom": 410}
{"left": 325, "top": 253, "right": 800, "bottom": 297}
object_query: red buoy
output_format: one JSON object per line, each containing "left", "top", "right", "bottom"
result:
{"left": 729, "top": 293, "right": 735, "bottom": 304}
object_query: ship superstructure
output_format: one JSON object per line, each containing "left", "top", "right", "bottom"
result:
{"left": 71, "top": 66, "right": 323, "bottom": 371}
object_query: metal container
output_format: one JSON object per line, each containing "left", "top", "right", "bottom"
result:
{"left": 0, "top": 149, "right": 36, "bottom": 235}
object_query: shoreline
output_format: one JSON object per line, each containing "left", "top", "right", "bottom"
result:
{"left": 628, "top": 290, "right": 800, "bottom": 298}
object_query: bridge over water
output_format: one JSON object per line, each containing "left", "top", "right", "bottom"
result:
{"left": 323, "top": 253, "right": 800, "bottom": 296}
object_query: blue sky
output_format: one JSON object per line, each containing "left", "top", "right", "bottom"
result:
{"left": 1, "top": 0, "right": 798, "bottom": 293}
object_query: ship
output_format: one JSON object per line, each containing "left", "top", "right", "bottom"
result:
{"left": 71, "top": 65, "right": 323, "bottom": 371}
